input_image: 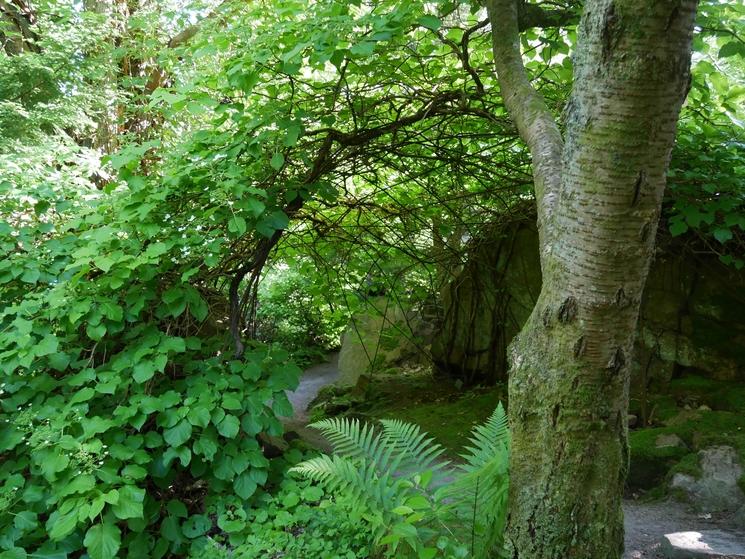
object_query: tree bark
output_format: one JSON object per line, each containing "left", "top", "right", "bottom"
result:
{"left": 487, "top": 0, "right": 698, "bottom": 557}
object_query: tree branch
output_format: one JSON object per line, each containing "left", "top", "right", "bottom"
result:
{"left": 486, "top": 0, "right": 563, "bottom": 251}
{"left": 518, "top": 1, "right": 580, "bottom": 30}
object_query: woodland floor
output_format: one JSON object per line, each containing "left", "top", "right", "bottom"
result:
{"left": 285, "top": 355, "right": 745, "bottom": 558}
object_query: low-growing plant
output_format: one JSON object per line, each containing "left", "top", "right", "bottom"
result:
{"left": 290, "top": 404, "right": 510, "bottom": 559}
{"left": 198, "top": 476, "right": 375, "bottom": 559}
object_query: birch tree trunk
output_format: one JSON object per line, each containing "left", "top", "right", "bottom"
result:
{"left": 486, "top": 1, "right": 698, "bottom": 557}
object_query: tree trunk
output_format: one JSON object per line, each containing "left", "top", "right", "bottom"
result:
{"left": 487, "top": 1, "right": 698, "bottom": 557}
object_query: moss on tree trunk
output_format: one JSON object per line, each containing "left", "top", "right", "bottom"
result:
{"left": 487, "top": 0, "right": 699, "bottom": 556}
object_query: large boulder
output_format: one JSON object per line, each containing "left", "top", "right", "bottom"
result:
{"left": 670, "top": 446, "right": 745, "bottom": 513}
{"left": 432, "top": 220, "right": 745, "bottom": 387}
{"left": 430, "top": 220, "right": 541, "bottom": 385}
{"left": 336, "top": 297, "right": 423, "bottom": 388}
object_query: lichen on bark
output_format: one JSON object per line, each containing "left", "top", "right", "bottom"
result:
{"left": 486, "top": 0, "right": 699, "bottom": 557}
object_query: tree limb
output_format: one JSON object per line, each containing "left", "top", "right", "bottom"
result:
{"left": 486, "top": 0, "right": 564, "bottom": 251}
{"left": 518, "top": 1, "right": 580, "bottom": 30}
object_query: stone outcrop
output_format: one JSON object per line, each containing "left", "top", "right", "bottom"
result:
{"left": 432, "top": 221, "right": 745, "bottom": 387}
{"left": 670, "top": 446, "right": 745, "bottom": 513}
{"left": 661, "top": 530, "right": 745, "bottom": 558}
{"left": 336, "top": 296, "right": 423, "bottom": 388}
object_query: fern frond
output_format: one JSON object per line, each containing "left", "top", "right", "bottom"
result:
{"left": 289, "top": 454, "right": 386, "bottom": 511}
{"left": 459, "top": 402, "right": 509, "bottom": 472}
{"left": 308, "top": 416, "right": 397, "bottom": 477}
{"left": 379, "top": 418, "right": 450, "bottom": 479}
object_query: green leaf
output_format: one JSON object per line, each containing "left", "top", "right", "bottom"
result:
{"left": 0, "top": 549, "right": 27, "bottom": 559}
{"left": 283, "top": 124, "right": 302, "bottom": 147}
{"left": 164, "top": 419, "right": 193, "bottom": 447}
{"left": 182, "top": 514, "right": 211, "bottom": 538}
{"left": 86, "top": 323, "right": 107, "bottom": 341}
{"left": 111, "top": 485, "right": 145, "bottom": 520}
{"left": 167, "top": 500, "right": 188, "bottom": 518}
{"left": 233, "top": 472, "right": 258, "bottom": 499}
{"left": 133, "top": 361, "right": 157, "bottom": 383}
{"left": 713, "top": 227, "right": 733, "bottom": 244}
{"left": 84, "top": 522, "right": 121, "bottom": 559}
{"left": 417, "top": 15, "right": 442, "bottom": 31}
{"left": 217, "top": 415, "right": 240, "bottom": 438}
{"left": 49, "top": 510, "right": 78, "bottom": 540}
{"left": 35, "top": 334, "right": 59, "bottom": 356}
{"left": 270, "top": 152, "right": 285, "bottom": 171}
{"left": 228, "top": 215, "right": 247, "bottom": 236}
{"left": 719, "top": 41, "right": 744, "bottom": 59}
{"left": 14, "top": 511, "right": 38, "bottom": 531}
{"left": 187, "top": 406, "right": 211, "bottom": 428}
{"left": 350, "top": 41, "right": 375, "bottom": 57}
{"left": 669, "top": 220, "right": 688, "bottom": 237}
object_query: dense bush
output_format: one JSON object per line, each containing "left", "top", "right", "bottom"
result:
{"left": 256, "top": 265, "right": 348, "bottom": 355}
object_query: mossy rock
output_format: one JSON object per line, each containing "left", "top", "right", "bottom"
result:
{"left": 629, "top": 407, "right": 745, "bottom": 494}
{"left": 628, "top": 428, "right": 690, "bottom": 490}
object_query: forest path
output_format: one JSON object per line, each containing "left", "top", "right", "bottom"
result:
{"left": 285, "top": 356, "right": 745, "bottom": 558}
{"left": 282, "top": 353, "right": 339, "bottom": 453}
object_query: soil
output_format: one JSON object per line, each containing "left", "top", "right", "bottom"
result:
{"left": 285, "top": 354, "right": 745, "bottom": 558}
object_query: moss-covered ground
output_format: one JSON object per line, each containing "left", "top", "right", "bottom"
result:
{"left": 311, "top": 366, "right": 506, "bottom": 454}
{"left": 311, "top": 369, "right": 745, "bottom": 496}
{"left": 621, "top": 374, "right": 745, "bottom": 493}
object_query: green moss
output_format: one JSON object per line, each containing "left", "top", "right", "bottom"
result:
{"left": 628, "top": 407, "right": 745, "bottom": 495}
{"left": 668, "top": 452, "right": 701, "bottom": 479}
{"left": 668, "top": 374, "right": 745, "bottom": 412}
{"left": 628, "top": 427, "right": 689, "bottom": 490}
{"left": 649, "top": 395, "right": 680, "bottom": 423}
{"left": 313, "top": 366, "right": 506, "bottom": 455}
{"left": 367, "top": 389, "right": 503, "bottom": 453}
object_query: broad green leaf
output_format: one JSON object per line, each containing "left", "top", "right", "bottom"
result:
{"left": 418, "top": 15, "right": 442, "bottom": 31}
{"left": 217, "top": 415, "right": 240, "bottom": 438}
{"left": 111, "top": 485, "right": 145, "bottom": 520}
{"left": 270, "top": 153, "right": 285, "bottom": 170}
{"left": 164, "top": 419, "right": 192, "bottom": 447}
{"left": 234, "top": 473, "right": 258, "bottom": 499}
{"left": 84, "top": 522, "right": 121, "bottom": 559}
{"left": 182, "top": 514, "right": 211, "bottom": 538}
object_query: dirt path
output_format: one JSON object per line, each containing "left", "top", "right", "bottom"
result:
{"left": 282, "top": 353, "right": 339, "bottom": 452}
{"left": 285, "top": 356, "right": 745, "bottom": 557}
{"left": 623, "top": 499, "right": 745, "bottom": 558}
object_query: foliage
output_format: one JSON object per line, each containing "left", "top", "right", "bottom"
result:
{"left": 291, "top": 404, "right": 510, "bottom": 558}
{"left": 0, "top": 0, "right": 742, "bottom": 556}
{"left": 664, "top": 0, "right": 745, "bottom": 266}
{"left": 199, "top": 475, "right": 374, "bottom": 559}
{"left": 256, "top": 264, "right": 348, "bottom": 355}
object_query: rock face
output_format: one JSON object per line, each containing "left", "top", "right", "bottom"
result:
{"left": 432, "top": 221, "right": 745, "bottom": 386}
{"left": 670, "top": 446, "right": 745, "bottom": 513}
{"left": 430, "top": 220, "right": 541, "bottom": 385}
{"left": 661, "top": 530, "right": 745, "bottom": 558}
{"left": 336, "top": 297, "right": 422, "bottom": 388}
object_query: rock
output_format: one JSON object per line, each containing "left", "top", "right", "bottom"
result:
{"left": 670, "top": 446, "right": 745, "bottom": 513}
{"left": 698, "top": 405, "right": 712, "bottom": 412}
{"left": 661, "top": 530, "right": 745, "bottom": 558}
{"left": 656, "top": 434, "right": 687, "bottom": 449}
{"left": 258, "top": 432, "right": 289, "bottom": 458}
{"left": 336, "top": 297, "right": 423, "bottom": 388}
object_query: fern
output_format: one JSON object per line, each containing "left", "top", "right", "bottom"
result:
{"left": 289, "top": 404, "right": 511, "bottom": 559}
